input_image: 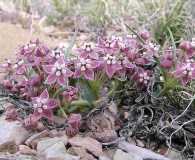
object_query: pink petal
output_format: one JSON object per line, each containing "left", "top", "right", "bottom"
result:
{"left": 131, "top": 73, "right": 139, "bottom": 82}
{"left": 57, "top": 58, "right": 65, "bottom": 65}
{"left": 89, "top": 51, "right": 99, "bottom": 60}
{"left": 34, "top": 57, "right": 42, "bottom": 65}
{"left": 58, "top": 76, "right": 67, "bottom": 86}
{"left": 190, "top": 71, "right": 195, "bottom": 79}
{"left": 146, "top": 70, "right": 153, "bottom": 77}
{"left": 17, "top": 67, "right": 25, "bottom": 74}
{"left": 172, "top": 69, "right": 183, "bottom": 77}
{"left": 65, "top": 68, "right": 73, "bottom": 77}
{"left": 40, "top": 89, "right": 49, "bottom": 100}
{"left": 74, "top": 69, "right": 83, "bottom": 79}
{"left": 97, "top": 63, "right": 105, "bottom": 71}
{"left": 119, "top": 68, "right": 126, "bottom": 76}
{"left": 44, "top": 73, "right": 57, "bottom": 84}
{"left": 125, "top": 61, "right": 134, "bottom": 68}
{"left": 177, "top": 62, "right": 185, "bottom": 68}
{"left": 75, "top": 48, "right": 85, "bottom": 53}
{"left": 42, "top": 109, "right": 53, "bottom": 120}
{"left": 137, "top": 82, "right": 144, "bottom": 91}
{"left": 123, "top": 46, "right": 130, "bottom": 53}
{"left": 43, "top": 65, "right": 53, "bottom": 73}
{"left": 46, "top": 99, "right": 60, "bottom": 108}
{"left": 98, "top": 37, "right": 104, "bottom": 45}
{"left": 84, "top": 69, "right": 94, "bottom": 80}
{"left": 90, "top": 61, "right": 101, "bottom": 68}
{"left": 113, "top": 63, "right": 122, "bottom": 69}
{"left": 78, "top": 52, "right": 88, "bottom": 59}
{"left": 106, "top": 65, "right": 115, "bottom": 78}
{"left": 31, "top": 97, "right": 38, "bottom": 104}
{"left": 181, "top": 75, "right": 189, "bottom": 86}
{"left": 137, "top": 67, "right": 144, "bottom": 74}
{"left": 186, "top": 49, "right": 194, "bottom": 58}
{"left": 34, "top": 108, "right": 41, "bottom": 117}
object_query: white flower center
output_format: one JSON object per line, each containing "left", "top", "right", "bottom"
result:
{"left": 56, "top": 71, "right": 61, "bottom": 76}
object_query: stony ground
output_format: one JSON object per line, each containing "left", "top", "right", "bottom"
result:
{"left": 0, "top": 22, "right": 56, "bottom": 64}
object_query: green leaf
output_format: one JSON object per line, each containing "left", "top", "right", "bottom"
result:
{"left": 65, "top": 22, "right": 79, "bottom": 59}
{"left": 124, "top": 23, "right": 146, "bottom": 44}
{"left": 115, "top": 76, "right": 127, "bottom": 82}
{"left": 167, "top": 27, "right": 177, "bottom": 61}
{"left": 83, "top": 86, "right": 95, "bottom": 104}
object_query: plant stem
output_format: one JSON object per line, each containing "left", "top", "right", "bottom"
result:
{"left": 156, "top": 86, "right": 168, "bottom": 98}
{"left": 106, "top": 80, "right": 120, "bottom": 98}
{"left": 176, "top": 85, "right": 195, "bottom": 92}
{"left": 69, "top": 100, "right": 91, "bottom": 107}
{"left": 53, "top": 87, "right": 66, "bottom": 99}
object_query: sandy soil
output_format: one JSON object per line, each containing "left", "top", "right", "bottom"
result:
{"left": 0, "top": 22, "right": 57, "bottom": 64}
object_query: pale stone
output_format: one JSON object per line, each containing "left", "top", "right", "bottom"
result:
{"left": 67, "top": 146, "right": 96, "bottom": 160}
{"left": 0, "top": 116, "right": 31, "bottom": 153}
{"left": 99, "top": 155, "right": 111, "bottom": 160}
{"left": 25, "top": 130, "right": 49, "bottom": 146}
{"left": 113, "top": 149, "right": 134, "bottom": 160}
{"left": 37, "top": 137, "right": 61, "bottom": 152}
{"left": 68, "top": 136, "right": 103, "bottom": 157}
{"left": 47, "top": 154, "right": 80, "bottom": 160}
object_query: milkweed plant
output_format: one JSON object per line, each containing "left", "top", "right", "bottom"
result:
{"left": 1, "top": 25, "right": 195, "bottom": 136}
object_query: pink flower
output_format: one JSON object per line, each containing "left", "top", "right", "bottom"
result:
{"left": 144, "top": 39, "right": 160, "bottom": 57}
{"left": 4, "top": 108, "right": 17, "bottom": 120}
{"left": 49, "top": 49, "right": 65, "bottom": 64}
{"left": 98, "top": 54, "right": 122, "bottom": 78}
{"left": 131, "top": 67, "right": 153, "bottom": 91}
{"left": 68, "top": 114, "right": 82, "bottom": 129}
{"left": 43, "top": 58, "right": 73, "bottom": 86}
{"left": 32, "top": 89, "right": 60, "bottom": 120}
{"left": 172, "top": 62, "right": 195, "bottom": 86}
{"left": 0, "top": 58, "right": 12, "bottom": 71}
{"left": 63, "top": 86, "right": 78, "bottom": 103}
{"left": 139, "top": 29, "right": 149, "bottom": 39}
{"left": 98, "top": 37, "right": 120, "bottom": 54}
{"left": 73, "top": 58, "right": 100, "bottom": 80}
{"left": 117, "top": 54, "right": 135, "bottom": 76}
{"left": 75, "top": 42, "right": 100, "bottom": 60}
{"left": 24, "top": 114, "right": 39, "bottom": 129}
{"left": 66, "top": 126, "right": 79, "bottom": 137}
{"left": 179, "top": 40, "right": 195, "bottom": 58}
{"left": 160, "top": 52, "right": 174, "bottom": 69}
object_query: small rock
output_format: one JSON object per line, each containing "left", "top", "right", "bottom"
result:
{"left": 118, "top": 141, "right": 170, "bottom": 160}
{"left": 49, "top": 129, "right": 66, "bottom": 137}
{"left": 113, "top": 149, "right": 135, "bottom": 160}
{"left": 0, "top": 116, "right": 31, "bottom": 153}
{"left": 31, "top": 137, "right": 51, "bottom": 149}
{"left": 167, "top": 149, "right": 183, "bottom": 160}
{"left": 36, "top": 122, "right": 45, "bottom": 131}
{"left": 99, "top": 155, "right": 111, "bottom": 160}
{"left": 37, "top": 137, "right": 61, "bottom": 152}
{"left": 68, "top": 136, "right": 103, "bottom": 157}
{"left": 67, "top": 146, "right": 96, "bottom": 160}
{"left": 44, "top": 141, "right": 66, "bottom": 158}
{"left": 59, "top": 135, "right": 68, "bottom": 146}
{"left": 25, "top": 130, "right": 49, "bottom": 146}
{"left": 47, "top": 154, "right": 80, "bottom": 160}
{"left": 0, "top": 153, "right": 38, "bottom": 160}
{"left": 19, "top": 145, "right": 31, "bottom": 150}
{"left": 17, "top": 148, "right": 38, "bottom": 156}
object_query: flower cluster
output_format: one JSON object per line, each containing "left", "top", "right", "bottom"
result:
{"left": 1, "top": 29, "right": 195, "bottom": 135}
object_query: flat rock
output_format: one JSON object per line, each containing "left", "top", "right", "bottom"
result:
{"left": 47, "top": 154, "right": 80, "bottom": 160}
{"left": 113, "top": 149, "right": 137, "bottom": 160}
{"left": 0, "top": 116, "right": 31, "bottom": 153}
{"left": 99, "top": 155, "right": 111, "bottom": 160}
{"left": 118, "top": 141, "right": 170, "bottom": 160}
{"left": 0, "top": 153, "right": 39, "bottom": 160}
{"left": 67, "top": 146, "right": 96, "bottom": 160}
{"left": 37, "top": 137, "right": 60, "bottom": 152}
{"left": 25, "top": 130, "right": 49, "bottom": 146}
{"left": 68, "top": 136, "right": 103, "bottom": 157}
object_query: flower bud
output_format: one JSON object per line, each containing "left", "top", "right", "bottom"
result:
{"left": 139, "top": 29, "right": 149, "bottom": 39}
{"left": 3, "top": 79, "right": 12, "bottom": 89}
{"left": 4, "top": 108, "right": 17, "bottom": 120}
{"left": 179, "top": 41, "right": 192, "bottom": 51}
{"left": 24, "top": 114, "right": 39, "bottom": 129}
{"left": 66, "top": 126, "right": 79, "bottom": 137}
{"left": 63, "top": 86, "right": 78, "bottom": 103}
{"left": 161, "top": 60, "right": 173, "bottom": 69}
{"left": 29, "top": 74, "right": 41, "bottom": 87}
{"left": 68, "top": 114, "right": 82, "bottom": 129}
